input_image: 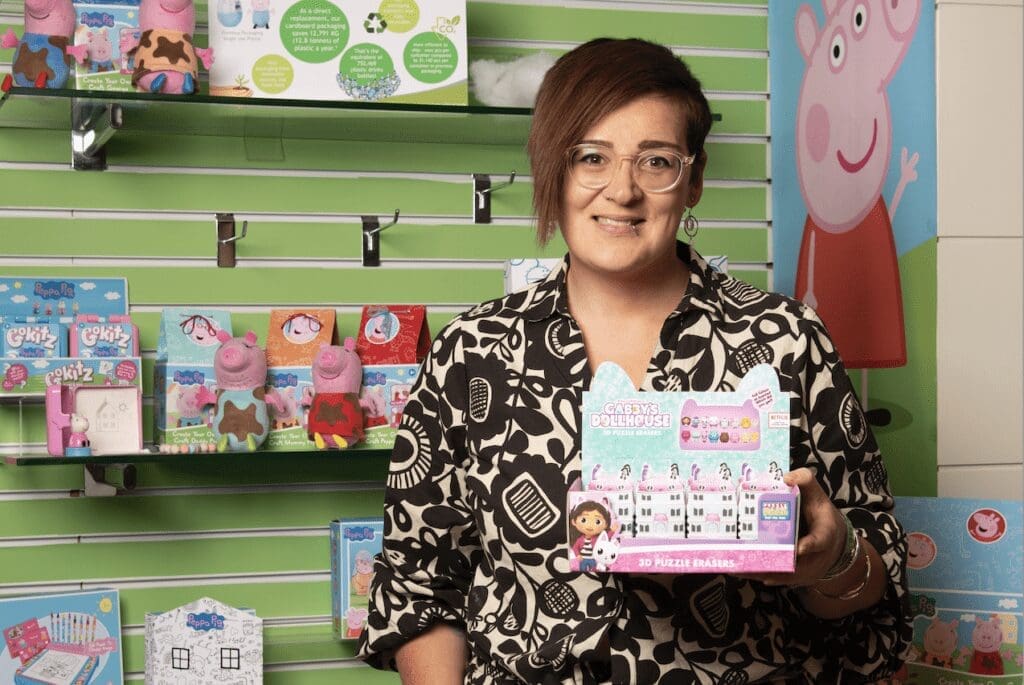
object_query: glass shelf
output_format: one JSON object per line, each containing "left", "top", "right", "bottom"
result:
{"left": 0, "top": 86, "right": 533, "bottom": 145}
{"left": 4, "top": 447, "right": 393, "bottom": 466}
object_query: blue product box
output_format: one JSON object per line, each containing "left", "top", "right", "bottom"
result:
{"left": 0, "top": 588, "right": 123, "bottom": 685}
{"left": 896, "top": 496, "right": 1023, "bottom": 682}
{"left": 2, "top": 322, "right": 68, "bottom": 359}
{"left": 360, "top": 364, "right": 419, "bottom": 449}
{"left": 72, "top": 0, "right": 141, "bottom": 91}
{"left": 1, "top": 357, "right": 142, "bottom": 396}
{"left": 0, "top": 277, "right": 128, "bottom": 322}
{"left": 330, "top": 518, "right": 383, "bottom": 639}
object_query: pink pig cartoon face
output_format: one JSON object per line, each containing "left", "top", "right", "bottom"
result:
{"left": 923, "top": 617, "right": 958, "bottom": 660}
{"left": 967, "top": 508, "right": 1006, "bottom": 543}
{"left": 87, "top": 29, "right": 112, "bottom": 61}
{"left": 971, "top": 615, "right": 1003, "bottom": 653}
{"left": 213, "top": 330, "right": 268, "bottom": 390}
{"left": 24, "top": 0, "right": 75, "bottom": 36}
{"left": 795, "top": 0, "right": 920, "bottom": 231}
{"left": 906, "top": 531, "right": 937, "bottom": 569}
{"left": 139, "top": 0, "right": 195, "bottom": 32}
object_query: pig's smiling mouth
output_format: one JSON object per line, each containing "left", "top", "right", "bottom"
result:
{"left": 837, "top": 118, "right": 877, "bottom": 173}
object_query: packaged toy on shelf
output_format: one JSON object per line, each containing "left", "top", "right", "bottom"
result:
{"left": 330, "top": 518, "right": 383, "bottom": 639}
{"left": 1, "top": 0, "right": 77, "bottom": 91}
{"left": 70, "top": 0, "right": 141, "bottom": 91}
{"left": 70, "top": 314, "right": 139, "bottom": 358}
{"left": 0, "top": 588, "right": 123, "bottom": 685}
{"left": 354, "top": 304, "right": 428, "bottom": 447}
{"left": 2, "top": 320, "right": 68, "bottom": 358}
{"left": 206, "top": 330, "right": 284, "bottom": 452}
{"left": 145, "top": 596, "right": 263, "bottom": 684}
{"left": 154, "top": 308, "right": 233, "bottom": 452}
{"left": 306, "top": 338, "right": 378, "bottom": 449}
{"left": 566, "top": 362, "right": 799, "bottom": 574}
{"left": 264, "top": 309, "right": 336, "bottom": 450}
{"left": 46, "top": 380, "right": 144, "bottom": 457}
{"left": 208, "top": 0, "right": 468, "bottom": 104}
{"left": 122, "top": 0, "right": 214, "bottom": 94}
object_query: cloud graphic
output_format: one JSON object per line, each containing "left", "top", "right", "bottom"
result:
{"left": 104, "top": 291, "right": 122, "bottom": 301}
{"left": 998, "top": 598, "right": 1019, "bottom": 610}
{"left": 80, "top": 282, "right": 97, "bottom": 291}
{"left": 33, "top": 360, "right": 49, "bottom": 369}
{"left": 960, "top": 613, "right": 977, "bottom": 622}
{"left": 10, "top": 295, "right": 27, "bottom": 304}
{"left": 0, "top": 284, "right": 8, "bottom": 292}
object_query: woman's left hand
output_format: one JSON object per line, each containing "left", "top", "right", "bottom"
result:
{"left": 737, "top": 467, "right": 846, "bottom": 588}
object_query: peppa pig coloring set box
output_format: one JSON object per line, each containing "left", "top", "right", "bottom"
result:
{"left": 154, "top": 308, "right": 233, "bottom": 452}
{"left": 72, "top": 0, "right": 141, "bottom": 91}
{"left": 264, "top": 309, "right": 336, "bottom": 450}
{"left": 894, "top": 496, "right": 1022, "bottom": 683}
{"left": 566, "top": 362, "right": 799, "bottom": 574}
{"left": 208, "top": 0, "right": 468, "bottom": 105}
{"left": 330, "top": 518, "right": 383, "bottom": 640}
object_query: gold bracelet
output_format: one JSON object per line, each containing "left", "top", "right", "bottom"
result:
{"left": 810, "top": 538, "right": 871, "bottom": 601}
{"left": 820, "top": 517, "right": 859, "bottom": 581}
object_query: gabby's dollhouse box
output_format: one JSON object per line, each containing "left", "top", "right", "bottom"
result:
{"left": 0, "top": 588, "right": 123, "bottom": 685}
{"left": 567, "top": 362, "right": 798, "bottom": 574}
{"left": 154, "top": 308, "right": 233, "bottom": 452}
{"left": 208, "top": 0, "right": 467, "bottom": 105}
{"left": 887, "top": 497, "right": 1023, "bottom": 684}
{"left": 264, "top": 309, "right": 336, "bottom": 450}
{"left": 330, "top": 518, "right": 383, "bottom": 639}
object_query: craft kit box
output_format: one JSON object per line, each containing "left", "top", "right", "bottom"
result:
{"left": 145, "top": 596, "right": 263, "bottom": 684}
{"left": 567, "top": 362, "right": 799, "bottom": 574}
{"left": 72, "top": 0, "right": 141, "bottom": 91}
{"left": 2, "top": 322, "right": 68, "bottom": 359}
{"left": 0, "top": 588, "right": 123, "bottom": 685}
{"left": 330, "top": 518, "right": 383, "bottom": 639}
{"left": 264, "top": 309, "right": 336, "bottom": 450}
{"left": 154, "top": 308, "right": 233, "bottom": 452}
{"left": 893, "top": 496, "right": 1022, "bottom": 683}
{"left": 359, "top": 363, "right": 417, "bottom": 448}
{"left": 208, "top": 0, "right": 468, "bottom": 104}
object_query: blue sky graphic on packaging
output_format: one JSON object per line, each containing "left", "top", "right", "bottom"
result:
{"left": 0, "top": 278, "right": 128, "bottom": 322}
{"left": 0, "top": 589, "right": 123, "bottom": 685}
{"left": 896, "top": 497, "right": 1023, "bottom": 681}
{"left": 330, "top": 518, "right": 383, "bottom": 640}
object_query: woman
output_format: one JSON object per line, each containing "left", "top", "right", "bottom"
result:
{"left": 359, "top": 38, "right": 911, "bottom": 684}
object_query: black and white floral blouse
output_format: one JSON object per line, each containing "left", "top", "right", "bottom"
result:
{"left": 359, "top": 242, "right": 912, "bottom": 684}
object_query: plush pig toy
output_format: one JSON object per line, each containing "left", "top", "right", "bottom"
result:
{"left": 122, "top": 0, "right": 214, "bottom": 94}
{"left": 306, "top": 338, "right": 375, "bottom": 449}
{"left": 1, "top": 0, "right": 83, "bottom": 90}
{"left": 205, "top": 330, "right": 283, "bottom": 452}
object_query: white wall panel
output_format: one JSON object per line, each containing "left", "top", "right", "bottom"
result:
{"left": 939, "top": 465, "right": 1024, "bottom": 499}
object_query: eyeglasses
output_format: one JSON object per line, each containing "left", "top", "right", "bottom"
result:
{"left": 567, "top": 143, "right": 696, "bottom": 194}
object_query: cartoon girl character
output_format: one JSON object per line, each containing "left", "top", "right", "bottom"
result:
{"left": 365, "top": 310, "right": 396, "bottom": 344}
{"left": 569, "top": 500, "right": 615, "bottom": 573}
{"left": 351, "top": 549, "right": 375, "bottom": 596}
{"left": 282, "top": 313, "right": 323, "bottom": 345}
{"left": 179, "top": 314, "right": 220, "bottom": 346}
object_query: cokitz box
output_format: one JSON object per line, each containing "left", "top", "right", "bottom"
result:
{"left": 208, "top": 0, "right": 467, "bottom": 104}
{"left": 330, "top": 518, "right": 383, "bottom": 639}
{"left": 0, "top": 589, "right": 123, "bottom": 685}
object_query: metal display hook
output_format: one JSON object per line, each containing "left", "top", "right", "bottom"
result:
{"left": 362, "top": 209, "right": 401, "bottom": 267}
{"left": 473, "top": 171, "right": 516, "bottom": 223}
{"left": 216, "top": 213, "right": 248, "bottom": 267}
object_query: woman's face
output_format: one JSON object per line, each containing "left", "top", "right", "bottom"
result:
{"left": 560, "top": 95, "right": 702, "bottom": 280}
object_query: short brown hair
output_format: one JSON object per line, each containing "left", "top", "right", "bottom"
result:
{"left": 527, "top": 38, "right": 713, "bottom": 245}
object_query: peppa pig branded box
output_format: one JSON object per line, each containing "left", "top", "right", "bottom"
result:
{"left": 330, "top": 518, "right": 383, "bottom": 640}
{"left": 894, "top": 497, "right": 1022, "bottom": 683}
{"left": 0, "top": 588, "right": 123, "bottom": 685}
{"left": 1, "top": 321, "right": 68, "bottom": 359}
{"left": 264, "top": 309, "right": 336, "bottom": 450}
{"left": 154, "top": 308, "right": 233, "bottom": 452}
{"left": 69, "top": 314, "right": 139, "bottom": 358}
{"left": 208, "top": 0, "right": 468, "bottom": 105}
{"left": 72, "top": 0, "right": 141, "bottom": 91}
{"left": 566, "top": 362, "right": 799, "bottom": 574}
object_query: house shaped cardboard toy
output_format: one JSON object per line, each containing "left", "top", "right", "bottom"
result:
{"left": 145, "top": 597, "right": 262, "bottom": 684}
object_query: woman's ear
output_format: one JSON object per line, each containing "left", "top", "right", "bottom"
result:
{"left": 687, "top": 150, "right": 707, "bottom": 207}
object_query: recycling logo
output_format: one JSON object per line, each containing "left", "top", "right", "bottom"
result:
{"left": 364, "top": 12, "right": 387, "bottom": 33}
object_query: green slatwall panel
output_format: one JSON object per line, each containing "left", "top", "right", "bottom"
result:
{"left": 0, "top": 2, "right": 768, "bottom": 682}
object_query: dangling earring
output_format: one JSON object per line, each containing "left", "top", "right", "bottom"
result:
{"left": 682, "top": 207, "right": 699, "bottom": 241}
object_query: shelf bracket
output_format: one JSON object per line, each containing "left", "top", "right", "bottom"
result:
{"left": 216, "top": 213, "right": 248, "bottom": 267}
{"left": 361, "top": 209, "right": 400, "bottom": 267}
{"left": 473, "top": 171, "right": 516, "bottom": 223}
{"left": 83, "top": 463, "right": 136, "bottom": 497}
{"left": 71, "top": 100, "right": 123, "bottom": 171}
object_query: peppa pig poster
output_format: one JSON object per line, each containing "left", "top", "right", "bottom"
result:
{"left": 769, "top": 0, "right": 937, "bottom": 496}
{"left": 891, "top": 497, "right": 1023, "bottom": 683}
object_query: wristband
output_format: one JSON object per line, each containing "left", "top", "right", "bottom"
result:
{"left": 810, "top": 540, "right": 871, "bottom": 601}
{"left": 820, "top": 515, "right": 858, "bottom": 581}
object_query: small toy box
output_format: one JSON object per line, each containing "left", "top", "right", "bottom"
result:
{"left": 2, "top": 321, "right": 68, "bottom": 358}
{"left": 145, "top": 596, "right": 263, "bottom": 684}
{"left": 72, "top": 0, "right": 141, "bottom": 91}
{"left": 330, "top": 518, "right": 383, "bottom": 639}
{"left": 0, "top": 588, "right": 123, "bottom": 685}
{"left": 208, "top": 0, "right": 468, "bottom": 105}
{"left": 46, "top": 382, "right": 144, "bottom": 456}
{"left": 153, "top": 308, "right": 233, "bottom": 452}
{"left": 359, "top": 364, "right": 417, "bottom": 448}
{"left": 503, "top": 258, "right": 561, "bottom": 295}
{"left": 70, "top": 315, "right": 139, "bottom": 358}
{"left": 264, "top": 309, "right": 336, "bottom": 450}
{"left": 894, "top": 496, "right": 1022, "bottom": 683}
{"left": 567, "top": 362, "right": 799, "bottom": 574}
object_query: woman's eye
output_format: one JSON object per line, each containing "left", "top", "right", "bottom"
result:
{"left": 642, "top": 155, "right": 673, "bottom": 169}
{"left": 579, "top": 153, "right": 607, "bottom": 165}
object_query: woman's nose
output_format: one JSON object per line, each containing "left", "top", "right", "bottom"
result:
{"left": 603, "top": 157, "right": 643, "bottom": 203}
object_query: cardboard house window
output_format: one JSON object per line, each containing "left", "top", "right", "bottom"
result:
{"left": 171, "top": 647, "right": 190, "bottom": 670}
{"left": 221, "top": 647, "right": 240, "bottom": 670}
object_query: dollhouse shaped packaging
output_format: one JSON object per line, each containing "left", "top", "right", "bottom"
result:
{"left": 330, "top": 518, "right": 383, "bottom": 639}
{"left": 567, "top": 362, "right": 799, "bottom": 574}
{"left": 354, "top": 305, "right": 429, "bottom": 448}
{"left": 0, "top": 588, "right": 123, "bottom": 685}
{"left": 264, "top": 309, "right": 336, "bottom": 450}
{"left": 145, "top": 597, "right": 262, "bottom": 684}
{"left": 154, "top": 308, "right": 233, "bottom": 452}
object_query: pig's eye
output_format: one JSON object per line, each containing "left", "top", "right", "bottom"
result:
{"left": 829, "top": 32, "right": 845, "bottom": 68}
{"left": 852, "top": 4, "right": 868, "bottom": 35}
